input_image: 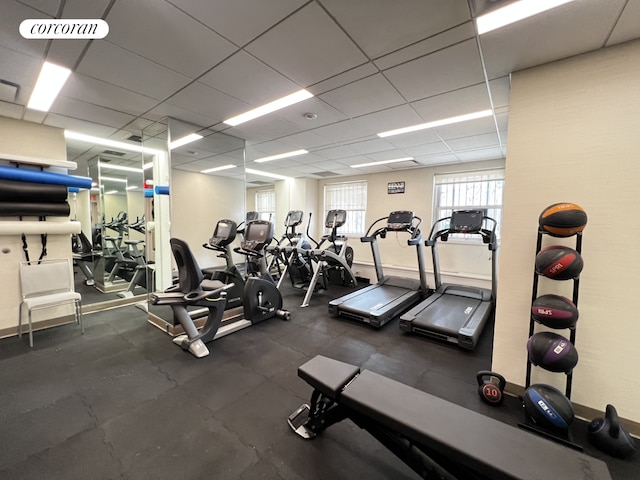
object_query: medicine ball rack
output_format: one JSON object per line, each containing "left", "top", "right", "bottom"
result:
{"left": 525, "top": 227, "right": 583, "bottom": 399}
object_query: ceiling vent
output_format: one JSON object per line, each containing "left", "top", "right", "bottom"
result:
{"left": 103, "top": 149, "right": 126, "bottom": 157}
{"left": 248, "top": 180, "right": 271, "bottom": 186}
{"left": 311, "top": 171, "right": 338, "bottom": 177}
{"left": 0, "top": 80, "right": 18, "bottom": 103}
{"left": 125, "top": 134, "right": 142, "bottom": 143}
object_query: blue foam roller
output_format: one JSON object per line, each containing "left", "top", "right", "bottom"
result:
{"left": 0, "top": 165, "right": 92, "bottom": 189}
{"left": 155, "top": 185, "right": 169, "bottom": 195}
{"left": 68, "top": 187, "right": 80, "bottom": 193}
{"left": 144, "top": 189, "right": 154, "bottom": 198}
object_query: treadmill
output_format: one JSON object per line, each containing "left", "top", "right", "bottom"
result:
{"left": 328, "top": 211, "right": 429, "bottom": 328}
{"left": 399, "top": 209, "right": 498, "bottom": 350}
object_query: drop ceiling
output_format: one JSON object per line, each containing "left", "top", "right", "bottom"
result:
{"left": 1, "top": 0, "right": 639, "bottom": 186}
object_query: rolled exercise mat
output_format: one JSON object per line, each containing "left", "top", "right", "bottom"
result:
{"left": 0, "top": 165, "right": 92, "bottom": 189}
{"left": 154, "top": 185, "right": 169, "bottom": 195}
{"left": 0, "top": 220, "right": 81, "bottom": 235}
{"left": 0, "top": 202, "right": 70, "bottom": 217}
{"left": 0, "top": 178, "right": 69, "bottom": 202}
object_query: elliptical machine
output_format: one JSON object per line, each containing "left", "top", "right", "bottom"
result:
{"left": 279, "top": 209, "right": 357, "bottom": 307}
{"left": 150, "top": 220, "right": 290, "bottom": 358}
{"left": 265, "top": 210, "right": 307, "bottom": 281}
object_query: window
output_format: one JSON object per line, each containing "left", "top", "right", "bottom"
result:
{"left": 324, "top": 181, "right": 367, "bottom": 236}
{"left": 433, "top": 169, "right": 504, "bottom": 239}
{"left": 255, "top": 189, "right": 276, "bottom": 225}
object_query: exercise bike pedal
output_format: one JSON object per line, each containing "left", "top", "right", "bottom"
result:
{"left": 287, "top": 404, "right": 316, "bottom": 439}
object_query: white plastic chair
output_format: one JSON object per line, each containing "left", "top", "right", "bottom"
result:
{"left": 19, "top": 258, "right": 83, "bottom": 347}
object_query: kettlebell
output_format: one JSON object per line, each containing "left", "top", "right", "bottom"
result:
{"left": 588, "top": 404, "right": 637, "bottom": 458}
{"left": 476, "top": 370, "right": 506, "bottom": 405}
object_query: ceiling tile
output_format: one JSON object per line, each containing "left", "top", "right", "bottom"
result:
{"left": 352, "top": 104, "right": 425, "bottom": 135}
{"left": 344, "top": 138, "right": 397, "bottom": 156}
{"left": 45, "top": 113, "right": 118, "bottom": 138}
{"left": 19, "top": 0, "right": 62, "bottom": 16}
{"left": 274, "top": 130, "right": 332, "bottom": 149}
{"left": 273, "top": 97, "right": 348, "bottom": 130}
{"left": 0, "top": 1, "right": 49, "bottom": 58}
{"left": 454, "top": 147, "right": 504, "bottom": 162}
{"left": 76, "top": 41, "right": 192, "bottom": 100}
{"left": 434, "top": 116, "right": 496, "bottom": 140}
{"left": 61, "top": 74, "right": 159, "bottom": 117}
{"left": 445, "top": 132, "right": 500, "bottom": 151}
{"left": 322, "top": 0, "right": 470, "bottom": 59}
{"left": 310, "top": 62, "right": 379, "bottom": 96}
{"left": 165, "top": 81, "right": 247, "bottom": 123}
{"left": 199, "top": 51, "right": 299, "bottom": 106}
{"left": 51, "top": 96, "right": 135, "bottom": 128}
{"left": 319, "top": 73, "right": 406, "bottom": 118}
{"left": 402, "top": 141, "right": 451, "bottom": 157}
{"left": 107, "top": 0, "right": 237, "bottom": 78}
{"left": 410, "top": 83, "right": 492, "bottom": 121}
{"left": 224, "top": 115, "right": 303, "bottom": 141}
{"left": 479, "top": 0, "right": 628, "bottom": 79}
{"left": 0, "top": 100, "right": 23, "bottom": 119}
{"left": 0, "top": 46, "right": 42, "bottom": 104}
{"left": 167, "top": 0, "right": 307, "bottom": 46}
{"left": 607, "top": 1, "right": 640, "bottom": 46}
{"left": 310, "top": 119, "right": 376, "bottom": 143}
{"left": 374, "top": 23, "right": 475, "bottom": 71}
{"left": 147, "top": 105, "right": 215, "bottom": 129}
{"left": 245, "top": 2, "right": 368, "bottom": 86}
{"left": 384, "top": 39, "right": 485, "bottom": 102}
{"left": 416, "top": 154, "right": 460, "bottom": 166}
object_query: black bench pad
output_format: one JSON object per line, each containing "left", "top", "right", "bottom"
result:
{"left": 298, "top": 355, "right": 360, "bottom": 400}
{"left": 341, "top": 369, "right": 611, "bottom": 480}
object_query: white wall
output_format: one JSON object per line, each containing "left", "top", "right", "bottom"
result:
{"left": 170, "top": 169, "right": 245, "bottom": 268}
{"left": 315, "top": 160, "right": 505, "bottom": 287}
{"left": 493, "top": 40, "right": 640, "bottom": 423}
{"left": 0, "top": 117, "right": 72, "bottom": 336}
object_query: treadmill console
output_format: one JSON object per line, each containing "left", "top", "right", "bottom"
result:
{"left": 387, "top": 211, "right": 414, "bottom": 231}
{"left": 450, "top": 210, "right": 485, "bottom": 234}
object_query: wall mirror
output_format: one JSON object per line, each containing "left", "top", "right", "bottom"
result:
{"left": 67, "top": 131, "right": 151, "bottom": 311}
{"left": 145, "top": 117, "right": 246, "bottom": 330}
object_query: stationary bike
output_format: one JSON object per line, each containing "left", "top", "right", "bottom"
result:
{"left": 150, "top": 220, "right": 290, "bottom": 358}
{"left": 200, "top": 219, "right": 245, "bottom": 310}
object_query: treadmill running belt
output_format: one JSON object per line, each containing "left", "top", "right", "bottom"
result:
{"left": 412, "top": 294, "right": 482, "bottom": 334}
{"left": 341, "top": 285, "right": 416, "bottom": 313}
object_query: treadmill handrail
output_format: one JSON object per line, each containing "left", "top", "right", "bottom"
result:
{"left": 426, "top": 213, "right": 498, "bottom": 294}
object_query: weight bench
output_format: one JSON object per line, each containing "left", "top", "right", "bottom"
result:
{"left": 288, "top": 355, "right": 612, "bottom": 480}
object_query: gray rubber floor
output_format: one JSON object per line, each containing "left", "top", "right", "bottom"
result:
{"left": 0, "top": 284, "right": 636, "bottom": 479}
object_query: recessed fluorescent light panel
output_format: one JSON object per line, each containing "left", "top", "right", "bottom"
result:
{"left": 254, "top": 149, "right": 308, "bottom": 163}
{"left": 125, "top": 185, "right": 138, "bottom": 190}
{"left": 143, "top": 162, "right": 153, "bottom": 170}
{"left": 351, "top": 157, "right": 414, "bottom": 168}
{"left": 27, "top": 61, "right": 71, "bottom": 111}
{"left": 245, "top": 168, "right": 291, "bottom": 181}
{"left": 200, "top": 164, "right": 237, "bottom": 174}
{"left": 64, "top": 131, "right": 162, "bottom": 155}
{"left": 104, "top": 190, "right": 119, "bottom": 195}
{"left": 223, "top": 89, "right": 314, "bottom": 127}
{"left": 99, "top": 164, "right": 143, "bottom": 173}
{"left": 476, "top": 0, "right": 577, "bottom": 35}
{"left": 100, "top": 176, "right": 128, "bottom": 183}
{"left": 377, "top": 110, "right": 493, "bottom": 138}
{"left": 169, "top": 133, "right": 203, "bottom": 150}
